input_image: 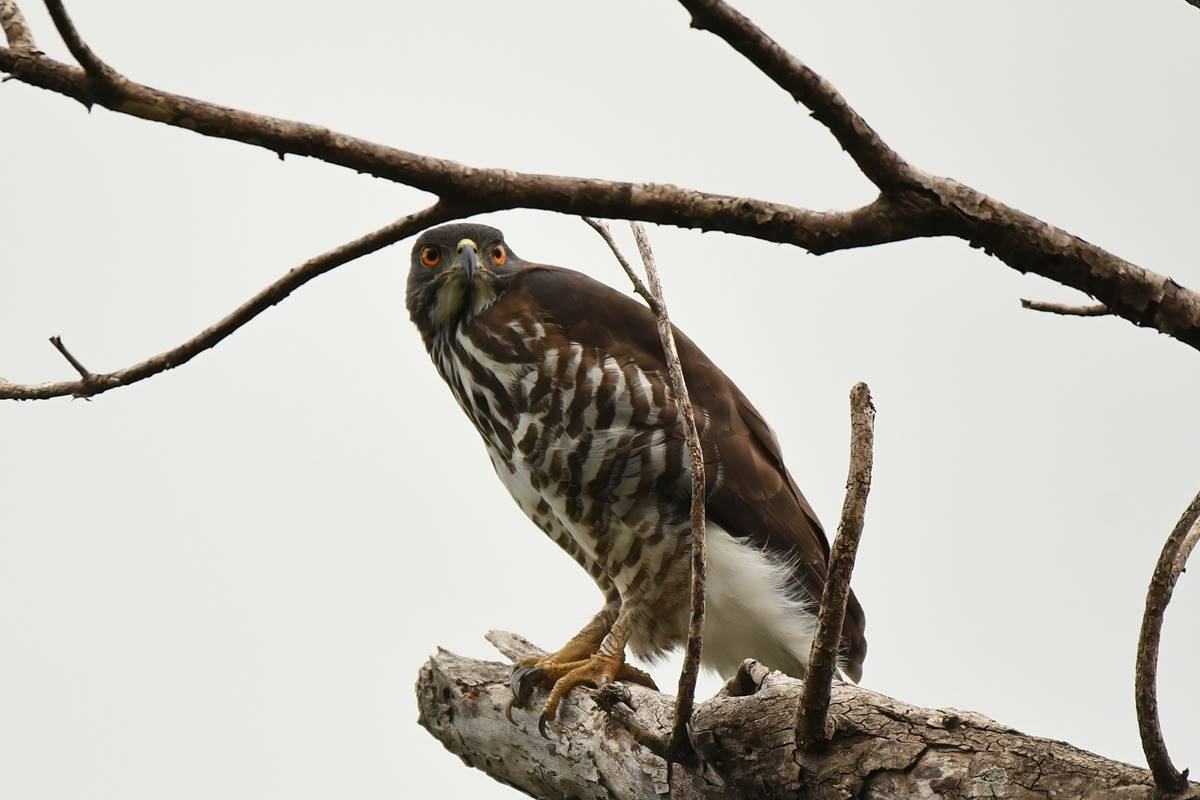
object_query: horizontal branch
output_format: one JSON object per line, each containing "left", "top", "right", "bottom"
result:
{"left": 418, "top": 631, "right": 1187, "bottom": 800}
{"left": 0, "top": 44, "right": 914, "bottom": 253}
{"left": 1021, "top": 299, "right": 1112, "bottom": 317}
{"left": 0, "top": 202, "right": 453, "bottom": 400}
{"left": 0, "top": 5, "right": 1196, "bottom": 352}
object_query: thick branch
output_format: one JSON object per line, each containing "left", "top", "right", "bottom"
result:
{"left": 796, "top": 381, "right": 875, "bottom": 748}
{"left": 418, "top": 632, "right": 1191, "bottom": 800}
{"left": 0, "top": 203, "right": 454, "bottom": 400}
{"left": 629, "top": 222, "right": 707, "bottom": 764}
{"left": 1135, "top": 490, "right": 1200, "bottom": 796}
{"left": 0, "top": 43, "right": 912, "bottom": 253}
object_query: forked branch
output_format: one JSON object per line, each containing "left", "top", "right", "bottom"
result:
{"left": 795, "top": 382, "right": 875, "bottom": 748}
{"left": 2, "top": 0, "right": 1199, "bottom": 372}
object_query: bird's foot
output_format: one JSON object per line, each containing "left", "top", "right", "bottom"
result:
{"left": 506, "top": 652, "right": 657, "bottom": 737}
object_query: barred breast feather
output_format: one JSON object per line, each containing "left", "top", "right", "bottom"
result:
{"left": 429, "top": 263, "right": 866, "bottom": 681}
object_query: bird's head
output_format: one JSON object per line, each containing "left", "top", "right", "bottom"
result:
{"left": 406, "top": 223, "right": 521, "bottom": 338}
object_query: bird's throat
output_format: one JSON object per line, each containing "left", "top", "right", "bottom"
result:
{"left": 431, "top": 275, "right": 498, "bottom": 327}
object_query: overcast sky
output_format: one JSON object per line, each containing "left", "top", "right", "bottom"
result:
{"left": 3, "top": 1, "right": 1199, "bottom": 798}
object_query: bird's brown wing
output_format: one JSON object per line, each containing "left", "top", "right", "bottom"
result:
{"left": 502, "top": 263, "right": 867, "bottom": 681}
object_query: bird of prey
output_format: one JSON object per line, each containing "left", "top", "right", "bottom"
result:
{"left": 406, "top": 223, "right": 866, "bottom": 727}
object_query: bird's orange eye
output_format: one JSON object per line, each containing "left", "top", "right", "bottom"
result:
{"left": 420, "top": 246, "right": 440, "bottom": 267}
{"left": 491, "top": 244, "right": 506, "bottom": 265}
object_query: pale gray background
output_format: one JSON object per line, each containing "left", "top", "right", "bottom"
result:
{"left": 2, "top": 1, "right": 1198, "bottom": 797}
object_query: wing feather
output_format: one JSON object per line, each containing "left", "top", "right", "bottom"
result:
{"left": 500, "top": 263, "right": 867, "bottom": 680}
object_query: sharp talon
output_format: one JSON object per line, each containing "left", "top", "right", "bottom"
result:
{"left": 509, "top": 665, "right": 543, "bottom": 707}
{"left": 538, "top": 713, "right": 553, "bottom": 740}
{"left": 504, "top": 697, "right": 519, "bottom": 725}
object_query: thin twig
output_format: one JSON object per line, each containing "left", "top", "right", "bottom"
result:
{"left": 796, "top": 382, "right": 875, "bottom": 749}
{"left": 0, "top": 202, "right": 455, "bottom": 401}
{"left": 628, "top": 222, "right": 707, "bottom": 766}
{"left": 0, "top": 0, "right": 35, "bottom": 50}
{"left": 42, "top": 0, "right": 123, "bottom": 88}
{"left": 1172, "top": 518, "right": 1200, "bottom": 578}
{"left": 1020, "top": 299, "right": 1112, "bottom": 317}
{"left": 581, "top": 217, "right": 661, "bottom": 315}
{"left": 48, "top": 335, "right": 93, "bottom": 381}
{"left": 1135, "top": 488, "right": 1200, "bottom": 797}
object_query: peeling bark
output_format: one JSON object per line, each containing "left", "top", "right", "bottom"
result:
{"left": 417, "top": 633, "right": 1195, "bottom": 800}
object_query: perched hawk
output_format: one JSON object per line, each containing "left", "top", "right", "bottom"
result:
{"left": 407, "top": 223, "right": 866, "bottom": 726}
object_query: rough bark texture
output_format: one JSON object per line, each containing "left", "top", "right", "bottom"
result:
{"left": 418, "top": 632, "right": 1195, "bottom": 800}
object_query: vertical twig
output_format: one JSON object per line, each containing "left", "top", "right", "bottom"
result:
{"left": 1135, "top": 489, "right": 1200, "bottom": 797}
{"left": 628, "top": 222, "right": 707, "bottom": 765}
{"left": 585, "top": 218, "right": 706, "bottom": 764}
{"left": 795, "top": 382, "right": 875, "bottom": 748}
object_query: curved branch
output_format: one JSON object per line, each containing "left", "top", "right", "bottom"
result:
{"left": 1135, "top": 489, "right": 1200, "bottom": 796}
{"left": 0, "top": 202, "right": 456, "bottom": 400}
{"left": 796, "top": 381, "right": 875, "bottom": 748}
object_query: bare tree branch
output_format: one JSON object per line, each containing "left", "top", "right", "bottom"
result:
{"left": 419, "top": 632, "right": 1188, "bottom": 800}
{"left": 47, "top": 335, "right": 94, "bottom": 384}
{"left": 1135, "top": 489, "right": 1200, "bottom": 797}
{"left": 581, "top": 217, "right": 661, "bottom": 315}
{"left": 42, "top": 0, "right": 120, "bottom": 90}
{"left": 1173, "top": 517, "right": 1200, "bottom": 578}
{"left": 627, "top": 222, "right": 708, "bottom": 765}
{"left": 0, "top": 0, "right": 34, "bottom": 50}
{"left": 796, "top": 381, "right": 875, "bottom": 748}
{"left": 670, "top": 0, "right": 1200, "bottom": 351}
{"left": 0, "top": 203, "right": 454, "bottom": 400}
{"left": 2, "top": 3, "right": 1199, "bottom": 354}
{"left": 1021, "top": 299, "right": 1113, "bottom": 317}
{"left": 677, "top": 0, "right": 912, "bottom": 192}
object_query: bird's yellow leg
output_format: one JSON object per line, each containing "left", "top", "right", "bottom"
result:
{"left": 515, "top": 612, "right": 612, "bottom": 670}
{"left": 507, "top": 605, "right": 657, "bottom": 735}
{"left": 535, "top": 652, "right": 656, "bottom": 736}
{"left": 506, "top": 611, "right": 613, "bottom": 720}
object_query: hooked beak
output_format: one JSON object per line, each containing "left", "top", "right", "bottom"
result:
{"left": 456, "top": 238, "right": 478, "bottom": 282}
